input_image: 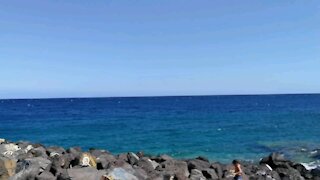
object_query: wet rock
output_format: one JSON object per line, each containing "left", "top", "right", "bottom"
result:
{"left": 275, "top": 167, "right": 304, "bottom": 180}
{"left": 311, "top": 167, "right": 320, "bottom": 177}
{"left": 67, "top": 167, "right": 106, "bottom": 180}
{"left": 128, "top": 152, "right": 140, "bottom": 165}
{"left": 0, "top": 156, "right": 16, "bottom": 179}
{"left": 202, "top": 168, "right": 219, "bottom": 179}
{"left": 293, "top": 163, "right": 313, "bottom": 179}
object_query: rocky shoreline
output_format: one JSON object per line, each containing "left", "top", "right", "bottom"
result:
{"left": 0, "top": 139, "right": 319, "bottom": 180}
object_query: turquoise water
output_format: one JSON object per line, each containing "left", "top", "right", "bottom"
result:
{"left": 0, "top": 94, "right": 320, "bottom": 163}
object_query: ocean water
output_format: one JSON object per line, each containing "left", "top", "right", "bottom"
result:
{"left": 1, "top": 94, "right": 320, "bottom": 164}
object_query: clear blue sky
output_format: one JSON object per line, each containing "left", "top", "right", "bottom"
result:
{"left": 0, "top": 0, "right": 319, "bottom": 98}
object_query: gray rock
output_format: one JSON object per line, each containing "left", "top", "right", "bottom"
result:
{"left": 202, "top": 168, "right": 219, "bottom": 180}
{"left": 276, "top": 167, "right": 305, "bottom": 180}
{"left": 128, "top": 152, "right": 140, "bottom": 165}
{"left": 35, "top": 171, "right": 56, "bottom": 180}
{"left": 157, "top": 159, "right": 190, "bottom": 178}
{"left": 188, "top": 159, "right": 210, "bottom": 171}
{"left": 11, "top": 157, "right": 52, "bottom": 180}
{"left": 107, "top": 167, "right": 139, "bottom": 180}
{"left": 189, "top": 169, "right": 206, "bottom": 180}
{"left": 96, "top": 154, "right": 117, "bottom": 169}
{"left": 31, "top": 146, "right": 48, "bottom": 159}
{"left": 211, "top": 163, "right": 223, "bottom": 179}
{"left": 67, "top": 167, "right": 106, "bottom": 180}
{"left": 137, "top": 157, "right": 159, "bottom": 173}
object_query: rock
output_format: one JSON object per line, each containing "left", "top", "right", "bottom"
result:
{"left": 152, "top": 154, "right": 174, "bottom": 163}
{"left": 189, "top": 169, "right": 206, "bottom": 180}
{"left": 67, "top": 167, "right": 106, "bottom": 180}
{"left": 311, "top": 167, "right": 320, "bottom": 177}
{"left": 276, "top": 167, "right": 305, "bottom": 180}
{"left": 202, "top": 168, "right": 219, "bottom": 179}
{"left": 117, "top": 153, "right": 129, "bottom": 162}
{"left": 0, "top": 139, "right": 5, "bottom": 144}
{"left": 66, "top": 147, "right": 82, "bottom": 167}
{"left": 80, "top": 153, "right": 96, "bottom": 168}
{"left": 0, "top": 143, "right": 22, "bottom": 158}
{"left": 35, "top": 171, "right": 56, "bottom": 180}
{"left": 195, "top": 156, "right": 209, "bottom": 163}
{"left": 96, "top": 154, "right": 117, "bottom": 170}
{"left": 89, "top": 149, "right": 109, "bottom": 158}
{"left": 187, "top": 159, "right": 210, "bottom": 171}
{"left": 260, "top": 153, "right": 291, "bottom": 169}
{"left": 211, "top": 163, "right": 223, "bottom": 179}
{"left": 106, "top": 167, "right": 139, "bottom": 180}
{"left": 127, "top": 152, "right": 140, "bottom": 165}
{"left": 293, "top": 163, "right": 313, "bottom": 179}
{"left": 12, "top": 157, "right": 52, "bottom": 180}
{"left": 137, "top": 157, "right": 159, "bottom": 173}
{"left": 0, "top": 156, "right": 16, "bottom": 179}
{"left": 157, "top": 159, "right": 189, "bottom": 178}
{"left": 31, "top": 146, "right": 48, "bottom": 159}
{"left": 46, "top": 146, "right": 66, "bottom": 157}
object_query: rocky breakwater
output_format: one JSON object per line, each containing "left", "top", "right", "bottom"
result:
{"left": 0, "top": 138, "right": 320, "bottom": 180}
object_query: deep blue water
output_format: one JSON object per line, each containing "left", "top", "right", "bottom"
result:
{"left": 1, "top": 94, "right": 320, "bottom": 163}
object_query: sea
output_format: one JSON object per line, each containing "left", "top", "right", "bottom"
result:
{"left": 1, "top": 94, "right": 320, "bottom": 167}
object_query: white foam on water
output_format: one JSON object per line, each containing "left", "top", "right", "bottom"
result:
{"left": 301, "top": 161, "right": 320, "bottom": 170}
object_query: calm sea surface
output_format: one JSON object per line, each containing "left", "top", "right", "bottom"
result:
{"left": 1, "top": 94, "right": 320, "bottom": 163}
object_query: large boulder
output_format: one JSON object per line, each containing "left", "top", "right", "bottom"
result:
{"left": 156, "top": 159, "right": 190, "bottom": 179}
{"left": 96, "top": 154, "right": 117, "bottom": 170}
{"left": 151, "top": 154, "right": 173, "bottom": 163}
{"left": 210, "top": 163, "right": 223, "bottom": 179}
{"left": 67, "top": 167, "right": 106, "bottom": 180}
{"left": 106, "top": 167, "right": 139, "bottom": 180}
{"left": 189, "top": 169, "right": 206, "bottom": 180}
{"left": 260, "top": 153, "right": 291, "bottom": 169}
{"left": 0, "top": 156, "right": 16, "bottom": 179}
{"left": 187, "top": 159, "right": 210, "bottom": 171}
{"left": 275, "top": 167, "right": 304, "bottom": 180}
{"left": 137, "top": 157, "right": 159, "bottom": 174}
{"left": 35, "top": 171, "right": 56, "bottom": 180}
{"left": 202, "top": 168, "right": 219, "bottom": 180}
{"left": 11, "top": 157, "right": 51, "bottom": 180}
{"left": 127, "top": 152, "right": 140, "bottom": 165}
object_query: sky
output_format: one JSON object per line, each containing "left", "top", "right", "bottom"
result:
{"left": 0, "top": 0, "right": 319, "bottom": 99}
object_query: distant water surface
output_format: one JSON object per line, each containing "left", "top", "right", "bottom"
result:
{"left": 1, "top": 94, "right": 320, "bottom": 164}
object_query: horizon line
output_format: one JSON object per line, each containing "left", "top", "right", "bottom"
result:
{"left": 1, "top": 92, "right": 319, "bottom": 100}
